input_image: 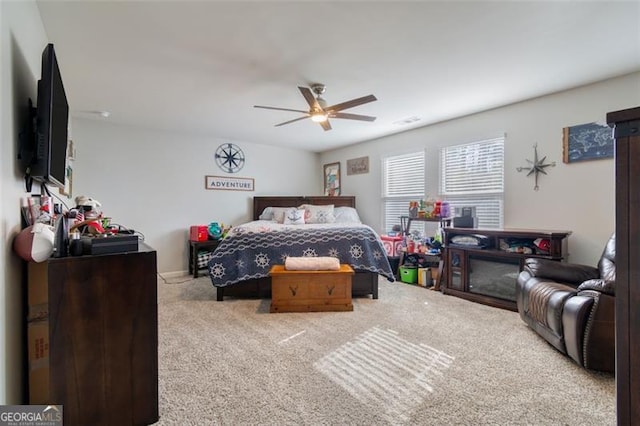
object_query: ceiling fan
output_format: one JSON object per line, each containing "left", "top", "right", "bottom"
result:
{"left": 254, "top": 84, "right": 377, "bottom": 131}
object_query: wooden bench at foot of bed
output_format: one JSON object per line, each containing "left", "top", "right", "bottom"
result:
{"left": 269, "top": 264, "right": 354, "bottom": 313}
{"left": 215, "top": 271, "right": 379, "bottom": 301}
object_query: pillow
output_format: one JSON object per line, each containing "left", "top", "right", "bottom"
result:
{"left": 299, "top": 204, "right": 335, "bottom": 224}
{"left": 283, "top": 208, "right": 305, "bottom": 225}
{"left": 258, "top": 207, "right": 274, "bottom": 220}
{"left": 271, "top": 207, "right": 293, "bottom": 224}
{"left": 451, "top": 235, "right": 482, "bottom": 246}
{"left": 333, "top": 206, "right": 362, "bottom": 224}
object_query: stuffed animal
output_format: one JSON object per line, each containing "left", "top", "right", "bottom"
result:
{"left": 72, "top": 195, "right": 105, "bottom": 234}
{"left": 75, "top": 195, "right": 102, "bottom": 213}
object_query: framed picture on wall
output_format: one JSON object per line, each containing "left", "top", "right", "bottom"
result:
{"left": 323, "top": 162, "right": 341, "bottom": 196}
{"left": 59, "top": 139, "right": 74, "bottom": 197}
{"left": 562, "top": 121, "right": 614, "bottom": 163}
{"left": 346, "top": 156, "right": 369, "bottom": 175}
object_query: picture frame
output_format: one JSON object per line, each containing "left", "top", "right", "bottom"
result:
{"left": 59, "top": 164, "right": 73, "bottom": 197}
{"left": 323, "top": 162, "right": 341, "bottom": 196}
{"left": 562, "top": 121, "right": 614, "bottom": 163}
{"left": 346, "top": 156, "right": 369, "bottom": 175}
{"left": 59, "top": 139, "right": 74, "bottom": 197}
{"left": 205, "top": 175, "right": 255, "bottom": 191}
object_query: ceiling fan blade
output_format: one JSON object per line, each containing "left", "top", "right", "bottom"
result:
{"left": 298, "top": 86, "right": 320, "bottom": 110}
{"left": 274, "top": 116, "right": 310, "bottom": 127}
{"left": 319, "top": 120, "right": 332, "bottom": 131}
{"left": 254, "top": 105, "right": 308, "bottom": 114}
{"left": 325, "top": 94, "right": 377, "bottom": 113}
{"left": 331, "top": 112, "right": 376, "bottom": 122}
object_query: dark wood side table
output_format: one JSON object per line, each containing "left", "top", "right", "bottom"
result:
{"left": 189, "top": 239, "right": 220, "bottom": 278}
{"left": 400, "top": 215, "right": 452, "bottom": 235}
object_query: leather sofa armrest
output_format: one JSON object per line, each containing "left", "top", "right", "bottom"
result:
{"left": 562, "top": 295, "right": 595, "bottom": 367}
{"left": 577, "top": 279, "right": 615, "bottom": 296}
{"left": 523, "top": 258, "right": 600, "bottom": 286}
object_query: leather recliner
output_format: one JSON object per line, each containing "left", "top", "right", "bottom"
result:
{"left": 516, "top": 234, "right": 615, "bottom": 372}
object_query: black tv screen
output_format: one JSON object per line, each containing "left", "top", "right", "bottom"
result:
{"left": 31, "top": 43, "right": 68, "bottom": 189}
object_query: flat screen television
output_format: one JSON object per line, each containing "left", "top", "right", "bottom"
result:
{"left": 28, "top": 43, "right": 69, "bottom": 189}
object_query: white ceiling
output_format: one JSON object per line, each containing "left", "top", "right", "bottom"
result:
{"left": 36, "top": 1, "right": 640, "bottom": 153}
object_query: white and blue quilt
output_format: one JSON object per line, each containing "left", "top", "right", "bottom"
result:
{"left": 208, "top": 221, "right": 395, "bottom": 287}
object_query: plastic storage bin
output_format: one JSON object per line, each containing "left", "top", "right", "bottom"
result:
{"left": 399, "top": 266, "right": 418, "bottom": 284}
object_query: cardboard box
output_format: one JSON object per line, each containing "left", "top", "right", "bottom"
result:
{"left": 418, "top": 267, "right": 431, "bottom": 287}
{"left": 27, "top": 262, "right": 50, "bottom": 404}
{"left": 28, "top": 321, "right": 50, "bottom": 404}
{"left": 190, "top": 225, "right": 209, "bottom": 242}
{"left": 380, "top": 235, "right": 403, "bottom": 257}
{"left": 431, "top": 268, "right": 440, "bottom": 284}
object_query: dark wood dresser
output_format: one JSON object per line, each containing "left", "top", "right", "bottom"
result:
{"left": 27, "top": 245, "right": 159, "bottom": 426}
{"left": 607, "top": 106, "right": 640, "bottom": 424}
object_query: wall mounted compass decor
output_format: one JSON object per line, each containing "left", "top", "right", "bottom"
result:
{"left": 215, "top": 143, "right": 245, "bottom": 173}
{"left": 516, "top": 143, "right": 556, "bottom": 191}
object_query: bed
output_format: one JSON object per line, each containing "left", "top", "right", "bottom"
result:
{"left": 208, "top": 196, "right": 395, "bottom": 301}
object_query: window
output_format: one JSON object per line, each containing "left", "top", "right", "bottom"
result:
{"left": 381, "top": 137, "right": 504, "bottom": 233}
{"left": 382, "top": 151, "right": 424, "bottom": 233}
{"left": 440, "top": 137, "right": 504, "bottom": 228}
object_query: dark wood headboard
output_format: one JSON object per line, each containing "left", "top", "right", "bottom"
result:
{"left": 253, "top": 196, "right": 356, "bottom": 220}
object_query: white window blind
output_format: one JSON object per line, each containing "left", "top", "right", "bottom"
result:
{"left": 440, "top": 137, "right": 504, "bottom": 228}
{"left": 382, "top": 151, "right": 425, "bottom": 233}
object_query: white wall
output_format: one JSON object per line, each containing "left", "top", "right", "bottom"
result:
{"left": 0, "top": 0, "right": 48, "bottom": 404}
{"left": 72, "top": 119, "right": 320, "bottom": 274}
{"left": 320, "top": 72, "right": 640, "bottom": 266}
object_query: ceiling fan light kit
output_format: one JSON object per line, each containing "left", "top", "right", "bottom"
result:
{"left": 254, "top": 83, "right": 377, "bottom": 131}
{"left": 311, "top": 112, "right": 328, "bottom": 123}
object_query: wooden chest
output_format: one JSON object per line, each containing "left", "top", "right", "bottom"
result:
{"left": 269, "top": 264, "right": 354, "bottom": 313}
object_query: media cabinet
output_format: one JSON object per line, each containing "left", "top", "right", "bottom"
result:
{"left": 443, "top": 227, "right": 571, "bottom": 311}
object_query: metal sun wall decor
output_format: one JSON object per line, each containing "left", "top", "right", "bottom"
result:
{"left": 516, "top": 143, "right": 556, "bottom": 191}
{"left": 215, "top": 143, "right": 245, "bottom": 173}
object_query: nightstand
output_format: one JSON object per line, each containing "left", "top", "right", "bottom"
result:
{"left": 188, "top": 239, "right": 220, "bottom": 278}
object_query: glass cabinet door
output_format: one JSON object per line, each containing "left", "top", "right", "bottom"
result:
{"left": 467, "top": 255, "right": 521, "bottom": 301}
{"left": 448, "top": 249, "right": 465, "bottom": 291}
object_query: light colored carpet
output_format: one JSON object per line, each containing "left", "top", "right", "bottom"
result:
{"left": 155, "top": 276, "right": 615, "bottom": 425}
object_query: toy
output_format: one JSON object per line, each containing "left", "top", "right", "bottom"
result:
{"left": 71, "top": 195, "right": 106, "bottom": 235}
{"left": 13, "top": 223, "right": 55, "bottom": 262}
{"left": 208, "top": 222, "right": 222, "bottom": 239}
